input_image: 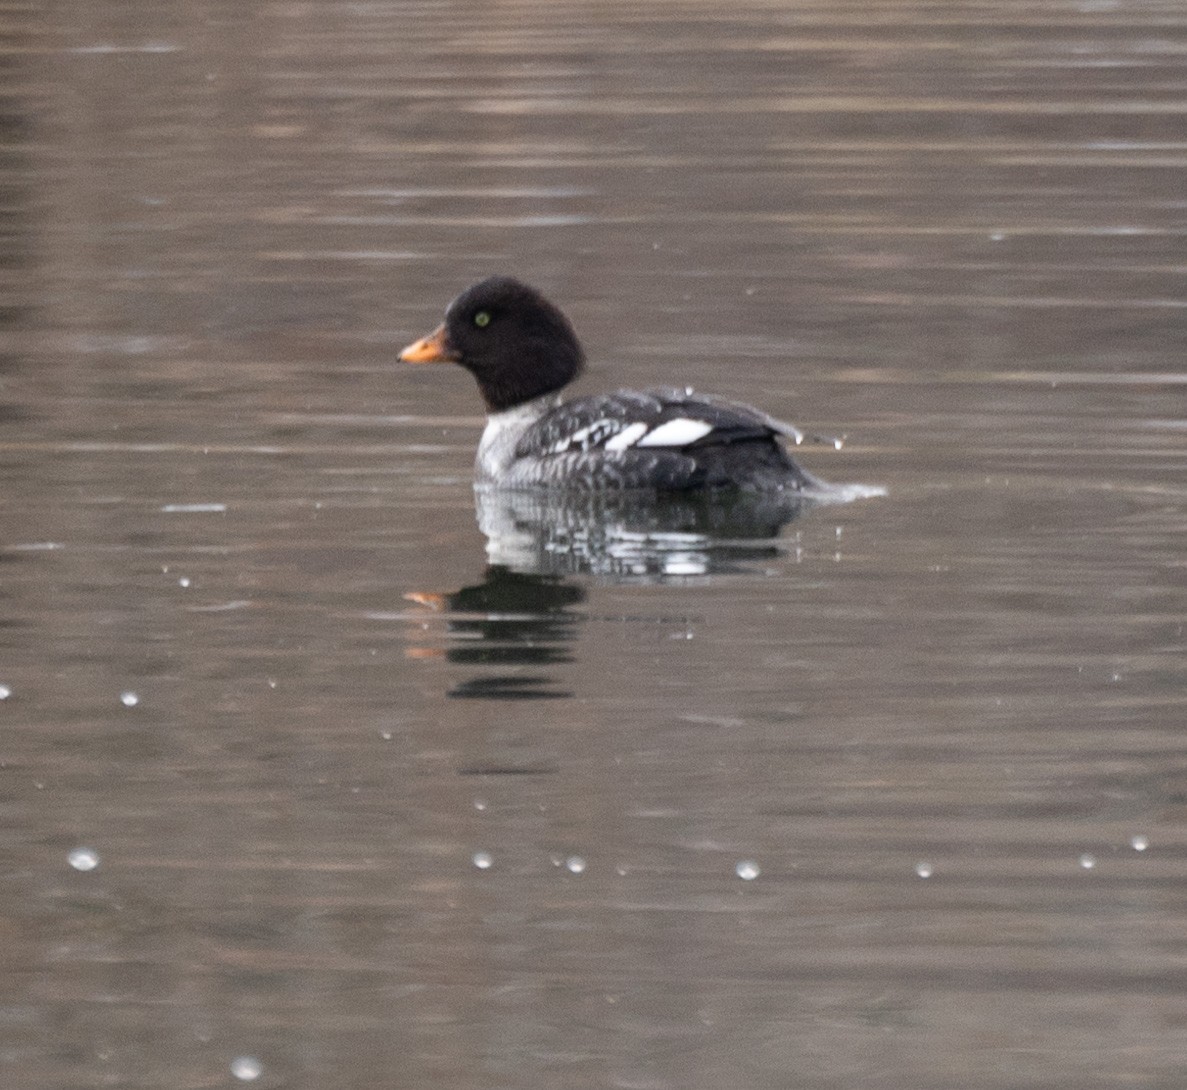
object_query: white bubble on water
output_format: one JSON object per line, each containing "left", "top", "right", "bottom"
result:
{"left": 1079, "top": 853, "right": 1097, "bottom": 870}
{"left": 0, "top": 684, "right": 10, "bottom": 700}
{"left": 735, "top": 860, "right": 760, "bottom": 881}
{"left": 119, "top": 691, "right": 140, "bottom": 707}
{"left": 472, "top": 851, "right": 493, "bottom": 870}
{"left": 230, "top": 1056, "right": 262, "bottom": 1081}
{"left": 1131, "top": 835, "right": 1149, "bottom": 852}
{"left": 69, "top": 847, "right": 100, "bottom": 872}
{"left": 915, "top": 861, "right": 934, "bottom": 879}
{"left": 565, "top": 856, "right": 586, "bottom": 874}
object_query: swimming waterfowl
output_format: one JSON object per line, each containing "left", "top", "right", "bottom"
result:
{"left": 399, "top": 276, "right": 833, "bottom": 492}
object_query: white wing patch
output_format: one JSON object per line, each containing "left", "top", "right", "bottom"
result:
{"left": 603, "top": 422, "right": 649, "bottom": 451}
{"left": 548, "top": 415, "right": 718, "bottom": 456}
{"left": 635, "top": 418, "right": 714, "bottom": 448}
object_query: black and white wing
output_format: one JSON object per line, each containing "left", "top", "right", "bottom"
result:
{"left": 521, "top": 388, "right": 798, "bottom": 452}
{"left": 514, "top": 387, "right": 824, "bottom": 490}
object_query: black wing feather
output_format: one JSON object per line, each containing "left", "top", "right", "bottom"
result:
{"left": 516, "top": 387, "right": 781, "bottom": 458}
{"left": 514, "top": 387, "right": 815, "bottom": 492}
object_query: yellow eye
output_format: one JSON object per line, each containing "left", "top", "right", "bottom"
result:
{"left": 474, "top": 311, "right": 491, "bottom": 328}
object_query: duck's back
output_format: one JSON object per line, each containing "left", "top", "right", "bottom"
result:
{"left": 494, "top": 387, "right": 822, "bottom": 492}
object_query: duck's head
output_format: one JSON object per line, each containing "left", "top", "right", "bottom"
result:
{"left": 399, "top": 276, "right": 586, "bottom": 412}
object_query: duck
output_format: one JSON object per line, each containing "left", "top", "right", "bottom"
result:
{"left": 399, "top": 276, "right": 835, "bottom": 492}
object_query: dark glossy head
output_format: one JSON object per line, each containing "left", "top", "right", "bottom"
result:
{"left": 400, "top": 277, "right": 585, "bottom": 412}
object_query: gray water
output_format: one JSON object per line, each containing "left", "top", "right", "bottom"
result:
{"left": 3, "top": 2, "right": 1186, "bottom": 1088}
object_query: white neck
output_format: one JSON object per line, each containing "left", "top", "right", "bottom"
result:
{"left": 475, "top": 394, "right": 560, "bottom": 482}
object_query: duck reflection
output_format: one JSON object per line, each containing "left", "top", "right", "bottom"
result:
{"left": 404, "top": 488, "right": 811, "bottom": 701}
{"left": 474, "top": 486, "right": 812, "bottom": 578}
{"left": 406, "top": 566, "right": 584, "bottom": 701}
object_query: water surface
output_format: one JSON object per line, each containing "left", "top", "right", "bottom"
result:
{"left": 2, "top": 2, "right": 1186, "bottom": 1088}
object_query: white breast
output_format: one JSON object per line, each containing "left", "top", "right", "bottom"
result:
{"left": 476, "top": 396, "right": 559, "bottom": 481}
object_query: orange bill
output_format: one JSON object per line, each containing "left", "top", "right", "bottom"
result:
{"left": 398, "top": 324, "right": 458, "bottom": 364}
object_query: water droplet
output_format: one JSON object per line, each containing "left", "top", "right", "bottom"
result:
{"left": 178, "top": 576, "right": 191, "bottom": 588}
{"left": 473, "top": 799, "right": 487, "bottom": 811}
{"left": 119, "top": 691, "right": 139, "bottom": 707}
{"left": 1079, "top": 853, "right": 1096, "bottom": 870}
{"left": 565, "top": 855, "right": 586, "bottom": 874}
{"left": 230, "top": 1056, "right": 262, "bottom": 1081}
{"left": 735, "top": 860, "right": 760, "bottom": 881}
{"left": 472, "top": 851, "right": 493, "bottom": 870}
{"left": 1131, "top": 835, "right": 1149, "bottom": 852}
{"left": 0, "top": 684, "right": 10, "bottom": 700}
{"left": 378, "top": 729, "right": 392, "bottom": 741}
{"left": 915, "top": 861, "right": 934, "bottom": 879}
{"left": 69, "top": 847, "right": 100, "bottom": 872}
{"left": 615, "top": 864, "right": 628, "bottom": 876}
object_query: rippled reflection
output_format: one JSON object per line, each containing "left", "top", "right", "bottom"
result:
{"left": 405, "top": 566, "right": 585, "bottom": 700}
{"left": 475, "top": 486, "right": 813, "bottom": 578}
{"left": 405, "top": 484, "right": 882, "bottom": 700}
